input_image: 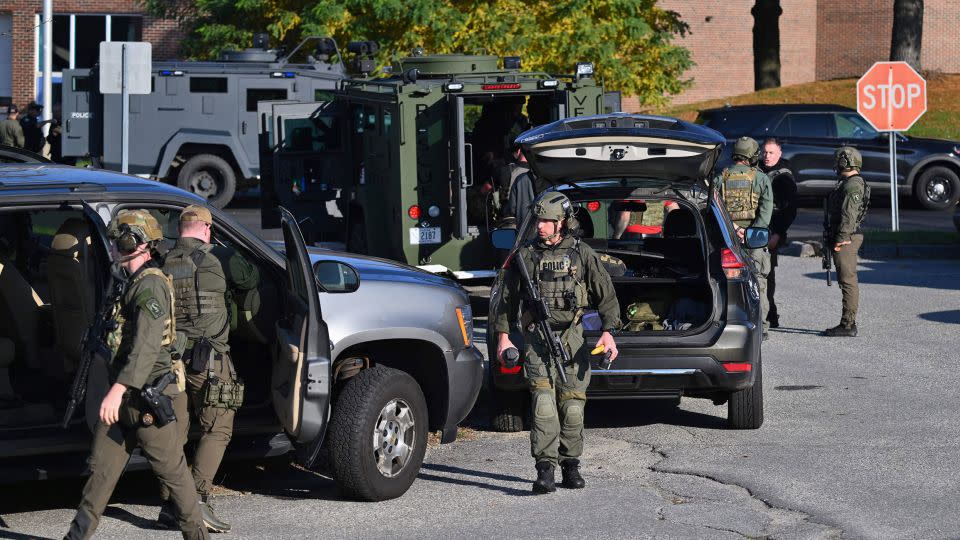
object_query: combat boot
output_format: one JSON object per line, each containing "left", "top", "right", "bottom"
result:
{"left": 823, "top": 323, "right": 857, "bottom": 337}
{"left": 156, "top": 499, "right": 176, "bottom": 529}
{"left": 200, "top": 496, "right": 231, "bottom": 533}
{"left": 532, "top": 461, "right": 556, "bottom": 494}
{"left": 560, "top": 459, "right": 586, "bottom": 489}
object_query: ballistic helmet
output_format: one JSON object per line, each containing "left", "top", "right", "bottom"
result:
{"left": 533, "top": 193, "right": 573, "bottom": 222}
{"left": 109, "top": 210, "right": 163, "bottom": 253}
{"left": 732, "top": 136, "right": 760, "bottom": 163}
{"left": 834, "top": 146, "right": 862, "bottom": 172}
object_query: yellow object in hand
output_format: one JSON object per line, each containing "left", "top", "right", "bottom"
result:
{"left": 591, "top": 345, "right": 606, "bottom": 355}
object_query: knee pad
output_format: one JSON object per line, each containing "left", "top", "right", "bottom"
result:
{"left": 561, "top": 400, "right": 584, "bottom": 429}
{"left": 533, "top": 392, "right": 557, "bottom": 420}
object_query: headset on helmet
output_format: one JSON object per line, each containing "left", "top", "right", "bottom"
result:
{"left": 834, "top": 146, "right": 862, "bottom": 172}
{"left": 109, "top": 210, "right": 163, "bottom": 255}
{"left": 532, "top": 193, "right": 579, "bottom": 234}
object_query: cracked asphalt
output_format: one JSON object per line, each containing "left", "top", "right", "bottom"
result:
{"left": 2, "top": 255, "right": 958, "bottom": 539}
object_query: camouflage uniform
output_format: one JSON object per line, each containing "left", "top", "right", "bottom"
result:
{"left": 494, "top": 196, "right": 620, "bottom": 472}
{"left": 67, "top": 211, "right": 208, "bottom": 540}
{"left": 159, "top": 205, "right": 259, "bottom": 529}
{"left": 825, "top": 147, "right": 869, "bottom": 336}
{"left": 714, "top": 138, "right": 774, "bottom": 334}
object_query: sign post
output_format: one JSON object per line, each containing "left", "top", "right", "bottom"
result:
{"left": 856, "top": 61, "right": 927, "bottom": 232}
{"left": 99, "top": 42, "right": 151, "bottom": 174}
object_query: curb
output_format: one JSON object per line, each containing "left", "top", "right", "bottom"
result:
{"left": 784, "top": 240, "right": 960, "bottom": 260}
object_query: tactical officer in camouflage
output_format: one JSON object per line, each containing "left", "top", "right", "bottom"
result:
{"left": 715, "top": 136, "right": 774, "bottom": 339}
{"left": 66, "top": 210, "right": 208, "bottom": 540}
{"left": 823, "top": 147, "right": 870, "bottom": 337}
{"left": 158, "top": 205, "right": 259, "bottom": 533}
{"left": 494, "top": 193, "right": 620, "bottom": 494}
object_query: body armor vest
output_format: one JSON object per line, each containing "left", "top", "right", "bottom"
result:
{"left": 163, "top": 244, "right": 227, "bottom": 323}
{"left": 107, "top": 268, "right": 176, "bottom": 355}
{"left": 525, "top": 240, "right": 589, "bottom": 327}
{"left": 721, "top": 168, "right": 760, "bottom": 221}
{"left": 828, "top": 174, "right": 871, "bottom": 233}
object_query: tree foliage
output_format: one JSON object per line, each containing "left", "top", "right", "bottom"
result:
{"left": 142, "top": 0, "right": 693, "bottom": 106}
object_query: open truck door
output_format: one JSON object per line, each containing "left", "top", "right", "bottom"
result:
{"left": 61, "top": 69, "right": 98, "bottom": 159}
{"left": 272, "top": 207, "right": 333, "bottom": 467}
{"left": 260, "top": 101, "right": 349, "bottom": 245}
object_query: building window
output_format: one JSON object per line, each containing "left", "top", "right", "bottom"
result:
{"left": 42, "top": 14, "right": 144, "bottom": 72}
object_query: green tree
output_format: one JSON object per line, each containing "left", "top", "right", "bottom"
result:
{"left": 143, "top": 0, "right": 693, "bottom": 106}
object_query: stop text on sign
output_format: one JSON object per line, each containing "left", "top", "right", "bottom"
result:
{"left": 859, "top": 83, "right": 923, "bottom": 110}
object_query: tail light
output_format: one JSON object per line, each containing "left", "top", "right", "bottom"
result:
{"left": 721, "top": 248, "right": 746, "bottom": 280}
{"left": 722, "top": 362, "right": 752, "bottom": 373}
{"left": 586, "top": 201, "right": 601, "bottom": 212}
{"left": 407, "top": 205, "right": 421, "bottom": 220}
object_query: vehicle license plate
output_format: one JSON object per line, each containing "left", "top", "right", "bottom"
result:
{"left": 410, "top": 227, "right": 441, "bottom": 245}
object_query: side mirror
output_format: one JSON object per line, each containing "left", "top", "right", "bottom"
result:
{"left": 743, "top": 227, "right": 770, "bottom": 250}
{"left": 490, "top": 228, "right": 518, "bottom": 250}
{"left": 313, "top": 260, "right": 360, "bottom": 293}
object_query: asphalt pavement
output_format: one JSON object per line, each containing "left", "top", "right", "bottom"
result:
{"left": 2, "top": 254, "right": 958, "bottom": 539}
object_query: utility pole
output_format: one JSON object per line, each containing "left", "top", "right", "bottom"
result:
{"left": 42, "top": 0, "right": 53, "bottom": 135}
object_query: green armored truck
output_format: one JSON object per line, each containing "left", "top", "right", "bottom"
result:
{"left": 259, "top": 52, "right": 607, "bottom": 279}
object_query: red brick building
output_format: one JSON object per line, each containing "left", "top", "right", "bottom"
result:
{"left": 0, "top": 0, "right": 182, "bottom": 107}
{"left": 627, "top": 0, "right": 959, "bottom": 109}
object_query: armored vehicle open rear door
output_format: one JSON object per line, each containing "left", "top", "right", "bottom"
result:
{"left": 273, "top": 207, "right": 332, "bottom": 467}
{"left": 260, "top": 101, "right": 350, "bottom": 245}
{"left": 61, "top": 69, "right": 98, "bottom": 159}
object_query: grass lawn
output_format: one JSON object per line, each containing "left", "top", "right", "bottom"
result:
{"left": 652, "top": 73, "right": 960, "bottom": 141}
{"left": 862, "top": 229, "right": 960, "bottom": 244}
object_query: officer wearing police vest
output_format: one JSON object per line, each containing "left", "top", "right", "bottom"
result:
{"left": 715, "top": 137, "right": 774, "bottom": 339}
{"left": 66, "top": 210, "right": 208, "bottom": 540}
{"left": 158, "top": 205, "right": 259, "bottom": 533}
{"left": 823, "top": 146, "right": 870, "bottom": 337}
{"left": 494, "top": 193, "right": 620, "bottom": 494}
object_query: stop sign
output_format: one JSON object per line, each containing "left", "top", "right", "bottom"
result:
{"left": 857, "top": 61, "right": 927, "bottom": 132}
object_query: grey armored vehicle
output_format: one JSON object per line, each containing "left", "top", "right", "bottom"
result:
{"left": 0, "top": 163, "right": 483, "bottom": 501}
{"left": 60, "top": 34, "right": 348, "bottom": 208}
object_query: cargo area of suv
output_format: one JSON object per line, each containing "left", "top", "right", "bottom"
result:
{"left": 487, "top": 113, "right": 764, "bottom": 431}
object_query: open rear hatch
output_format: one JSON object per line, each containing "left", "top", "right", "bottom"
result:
{"left": 517, "top": 113, "right": 725, "bottom": 187}
{"left": 514, "top": 114, "right": 728, "bottom": 338}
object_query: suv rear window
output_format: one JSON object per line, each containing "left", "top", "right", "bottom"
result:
{"left": 696, "top": 110, "right": 772, "bottom": 137}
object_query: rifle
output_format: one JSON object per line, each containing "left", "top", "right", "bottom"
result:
{"left": 62, "top": 263, "right": 127, "bottom": 428}
{"left": 513, "top": 250, "right": 569, "bottom": 385}
{"left": 822, "top": 199, "right": 833, "bottom": 287}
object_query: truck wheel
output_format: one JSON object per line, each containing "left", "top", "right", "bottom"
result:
{"left": 177, "top": 154, "right": 236, "bottom": 209}
{"left": 914, "top": 166, "right": 960, "bottom": 211}
{"left": 490, "top": 387, "right": 527, "bottom": 432}
{"left": 327, "top": 366, "right": 428, "bottom": 501}
{"left": 727, "top": 355, "right": 764, "bottom": 429}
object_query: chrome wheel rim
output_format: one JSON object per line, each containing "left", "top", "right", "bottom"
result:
{"left": 372, "top": 398, "right": 416, "bottom": 477}
{"left": 926, "top": 177, "right": 951, "bottom": 204}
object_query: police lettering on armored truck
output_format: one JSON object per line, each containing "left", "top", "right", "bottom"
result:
{"left": 260, "top": 53, "right": 605, "bottom": 279}
{"left": 61, "top": 34, "right": 345, "bottom": 208}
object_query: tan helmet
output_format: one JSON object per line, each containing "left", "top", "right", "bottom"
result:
{"left": 109, "top": 209, "right": 163, "bottom": 253}
{"left": 732, "top": 136, "right": 760, "bottom": 163}
{"left": 834, "top": 146, "right": 863, "bottom": 172}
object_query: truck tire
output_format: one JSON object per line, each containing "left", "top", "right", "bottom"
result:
{"left": 489, "top": 387, "right": 527, "bottom": 432}
{"left": 177, "top": 154, "right": 236, "bottom": 209}
{"left": 914, "top": 166, "right": 960, "bottom": 211}
{"left": 327, "top": 366, "right": 428, "bottom": 501}
{"left": 727, "top": 355, "right": 764, "bottom": 429}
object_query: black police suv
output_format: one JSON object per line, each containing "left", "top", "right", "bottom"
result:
{"left": 697, "top": 104, "right": 960, "bottom": 211}
{"left": 488, "top": 113, "right": 766, "bottom": 431}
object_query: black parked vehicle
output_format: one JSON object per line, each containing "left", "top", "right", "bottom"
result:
{"left": 488, "top": 113, "right": 767, "bottom": 431}
{"left": 697, "top": 104, "right": 960, "bottom": 211}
